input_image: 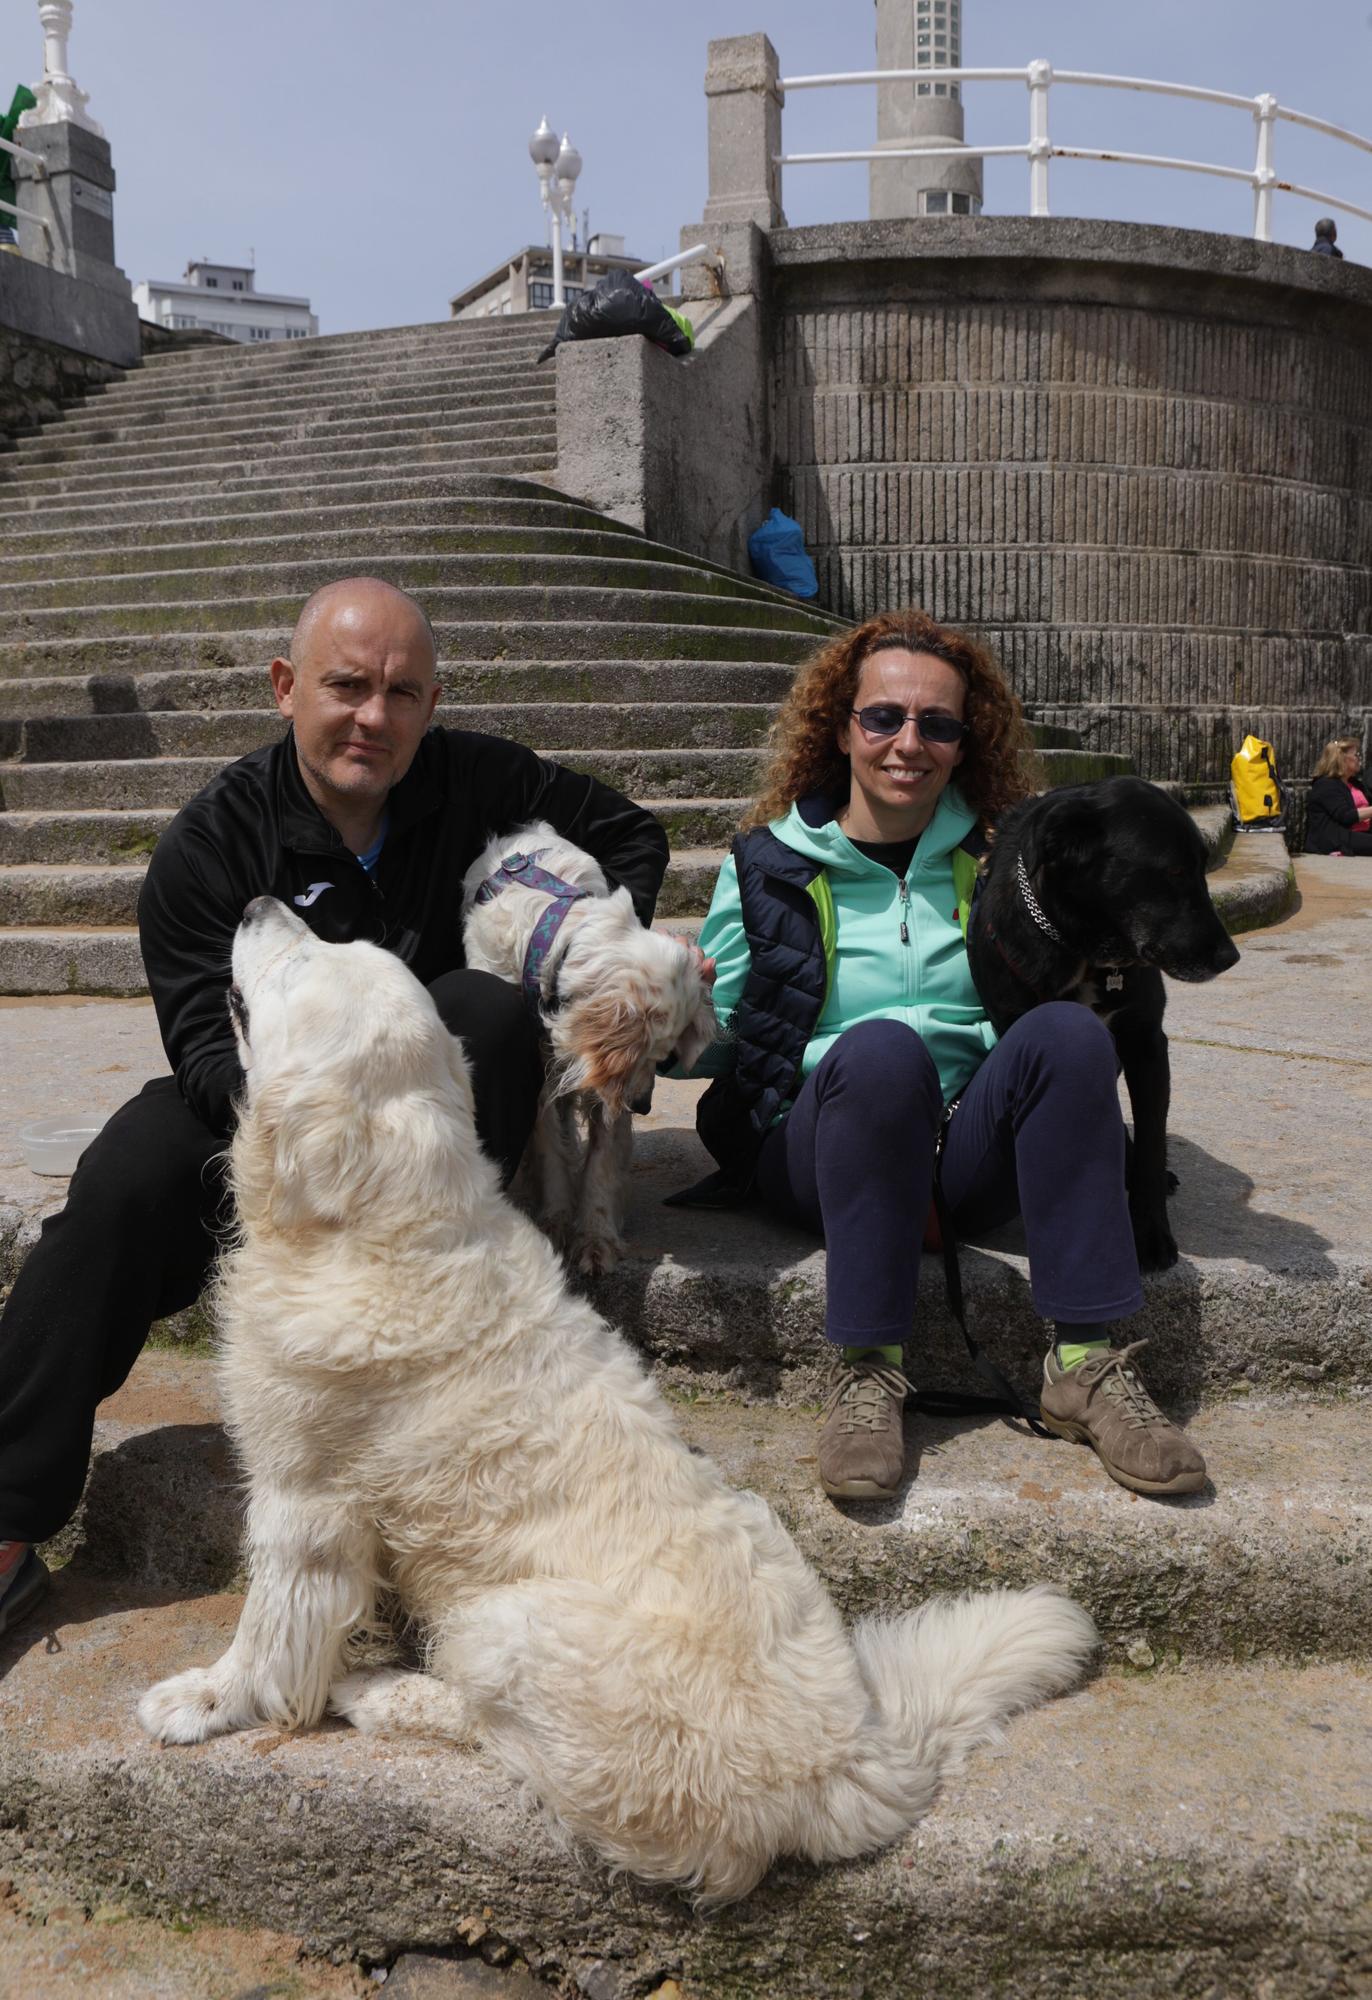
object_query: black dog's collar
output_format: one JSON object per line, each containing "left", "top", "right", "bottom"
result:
{"left": 1016, "top": 852, "right": 1063, "bottom": 945}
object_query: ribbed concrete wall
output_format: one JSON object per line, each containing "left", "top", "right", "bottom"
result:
{"left": 770, "top": 220, "right": 1372, "bottom": 784}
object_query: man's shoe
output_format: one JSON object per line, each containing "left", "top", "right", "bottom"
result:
{"left": 818, "top": 1358, "right": 912, "bottom": 1498}
{"left": 1041, "top": 1340, "right": 1206, "bottom": 1496}
{"left": 0, "top": 1547, "right": 50, "bottom": 1638}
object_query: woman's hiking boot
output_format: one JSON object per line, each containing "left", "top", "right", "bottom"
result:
{"left": 1040, "top": 1340, "right": 1207, "bottom": 1496}
{"left": 818, "top": 1357, "right": 913, "bottom": 1499}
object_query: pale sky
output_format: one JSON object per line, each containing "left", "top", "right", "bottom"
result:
{"left": 26, "top": 0, "right": 1372, "bottom": 334}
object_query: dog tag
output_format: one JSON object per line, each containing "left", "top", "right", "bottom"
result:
{"left": 1105, "top": 973, "right": 1124, "bottom": 992}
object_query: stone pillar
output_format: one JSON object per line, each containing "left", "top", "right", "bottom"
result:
{"left": 13, "top": 119, "right": 128, "bottom": 297}
{"left": 702, "top": 33, "right": 786, "bottom": 232}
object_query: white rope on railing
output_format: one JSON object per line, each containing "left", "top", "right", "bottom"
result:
{"left": 771, "top": 61, "right": 1372, "bottom": 242}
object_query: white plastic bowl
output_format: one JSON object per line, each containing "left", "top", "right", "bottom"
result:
{"left": 19, "top": 1113, "right": 108, "bottom": 1177}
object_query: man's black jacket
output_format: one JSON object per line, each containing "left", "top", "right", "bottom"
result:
{"left": 138, "top": 726, "right": 670, "bottom": 1136}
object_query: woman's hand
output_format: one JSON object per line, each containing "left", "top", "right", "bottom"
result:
{"left": 674, "top": 935, "right": 717, "bottom": 987}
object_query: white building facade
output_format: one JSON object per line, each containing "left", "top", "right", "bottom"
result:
{"left": 450, "top": 235, "right": 647, "bottom": 320}
{"left": 133, "top": 260, "right": 318, "bottom": 343}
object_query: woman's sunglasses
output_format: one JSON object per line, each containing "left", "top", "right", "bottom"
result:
{"left": 850, "top": 705, "right": 969, "bottom": 744}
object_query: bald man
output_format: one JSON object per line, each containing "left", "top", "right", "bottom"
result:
{"left": 0, "top": 579, "right": 668, "bottom": 1636}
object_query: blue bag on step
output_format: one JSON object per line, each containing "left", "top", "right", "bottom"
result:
{"left": 747, "top": 508, "right": 819, "bottom": 599}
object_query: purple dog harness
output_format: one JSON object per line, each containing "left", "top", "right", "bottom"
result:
{"left": 473, "top": 849, "right": 591, "bottom": 1008}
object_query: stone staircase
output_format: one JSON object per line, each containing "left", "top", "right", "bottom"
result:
{"left": 0, "top": 315, "right": 844, "bottom": 992}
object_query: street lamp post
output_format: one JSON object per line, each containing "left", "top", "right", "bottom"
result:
{"left": 528, "top": 116, "right": 582, "bottom": 308}
{"left": 19, "top": 0, "right": 104, "bottom": 135}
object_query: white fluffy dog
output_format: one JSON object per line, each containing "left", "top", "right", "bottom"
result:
{"left": 461, "top": 820, "right": 716, "bottom": 1276}
{"left": 137, "top": 898, "right": 1097, "bottom": 1905}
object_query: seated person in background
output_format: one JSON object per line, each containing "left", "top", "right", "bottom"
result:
{"left": 1306, "top": 737, "right": 1372, "bottom": 855}
{"left": 687, "top": 607, "right": 1205, "bottom": 1505}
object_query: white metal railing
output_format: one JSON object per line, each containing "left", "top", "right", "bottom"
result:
{"left": 775, "top": 62, "right": 1372, "bottom": 241}
{"left": 0, "top": 128, "right": 50, "bottom": 237}
{"left": 634, "top": 242, "right": 713, "bottom": 285}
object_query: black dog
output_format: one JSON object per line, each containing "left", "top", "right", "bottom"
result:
{"left": 967, "top": 777, "right": 1240, "bottom": 1270}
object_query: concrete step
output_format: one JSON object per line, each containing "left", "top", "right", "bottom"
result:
{"left": 0, "top": 488, "right": 616, "bottom": 558}
{"left": 0, "top": 594, "right": 834, "bottom": 667}
{"left": 0, "top": 523, "right": 740, "bottom": 594}
{"left": 0, "top": 702, "right": 771, "bottom": 764}
{"left": 0, "top": 659, "right": 801, "bottom": 718}
{"left": 0, "top": 748, "right": 767, "bottom": 812}
{"left": 45, "top": 368, "right": 557, "bottom": 439}
{"left": 0, "top": 1582, "right": 1367, "bottom": 1992}
{"left": 0, "top": 553, "right": 804, "bottom": 626}
{"left": 0, "top": 443, "right": 557, "bottom": 514}
{"left": 0, "top": 805, "right": 1269, "bottom": 928}
{"left": 0, "top": 495, "right": 616, "bottom": 564}
{"left": 0, "top": 799, "right": 754, "bottom": 868}
{"left": 0, "top": 467, "right": 568, "bottom": 533}
{"left": 44, "top": 1347, "right": 1372, "bottom": 1669}
{"left": 9, "top": 399, "right": 558, "bottom": 473}
{"left": 0, "top": 423, "right": 558, "bottom": 497}
{"left": 131, "top": 315, "right": 553, "bottom": 373}
{"left": 0, "top": 924, "right": 141, "bottom": 993}
{"left": 0, "top": 620, "right": 824, "bottom": 682}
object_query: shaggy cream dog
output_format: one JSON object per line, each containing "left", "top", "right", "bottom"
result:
{"left": 137, "top": 897, "right": 1096, "bottom": 1904}
{"left": 461, "top": 820, "right": 716, "bottom": 1276}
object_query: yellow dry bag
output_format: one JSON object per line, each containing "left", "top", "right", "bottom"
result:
{"left": 1230, "top": 735, "right": 1286, "bottom": 831}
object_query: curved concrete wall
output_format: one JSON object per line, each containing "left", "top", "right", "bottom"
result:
{"left": 770, "top": 218, "right": 1372, "bottom": 784}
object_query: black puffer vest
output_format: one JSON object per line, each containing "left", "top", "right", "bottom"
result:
{"left": 693, "top": 824, "right": 829, "bottom": 1192}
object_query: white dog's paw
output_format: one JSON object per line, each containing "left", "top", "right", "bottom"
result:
{"left": 573, "top": 1230, "right": 624, "bottom": 1279}
{"left": 137, "top": 1667, "right": 238, "bottom": 1744}
{"left": 328, "top": 1666, "right": 411, "bottom": 1734}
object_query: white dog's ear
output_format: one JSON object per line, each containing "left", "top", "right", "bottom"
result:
{"left": 563, "top": 989, "right": 647, "bottom": 1116}
{"left": 238, "top": 1076, "right": 372, "bottom": 1234}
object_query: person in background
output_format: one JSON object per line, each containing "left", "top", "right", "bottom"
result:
{"left": 1310, "top": 217, "right": 1344, "bottom": 259}
{"left": 1306, "top": 737, "right": 1372, "bottom": 855}
{"left": 0, "top": 84, "right": 37, "bottom": 252}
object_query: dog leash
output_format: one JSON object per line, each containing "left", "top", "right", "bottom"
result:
{"left": 473, "top": 849, "right": 591, "bottom": 1008}
{"left": 914, "top": 1101, "right": 1055, "bottom": 1438}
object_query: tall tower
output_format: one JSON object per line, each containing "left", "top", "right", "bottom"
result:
{"left": 870, "top": 0, "right": 983, "bottom": 219}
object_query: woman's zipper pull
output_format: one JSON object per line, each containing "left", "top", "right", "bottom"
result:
{"left": 899, "top": 876, "right": 910, "bottom": 945}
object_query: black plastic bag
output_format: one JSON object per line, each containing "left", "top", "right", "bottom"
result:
{"left": 536, "top": 268, "right": 693, "bottom": 364}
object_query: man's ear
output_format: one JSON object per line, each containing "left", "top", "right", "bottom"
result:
{"left": 269, "top": 657, "right": 296, "bottom": 722}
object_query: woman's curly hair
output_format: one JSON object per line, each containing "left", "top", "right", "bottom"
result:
{"left": 743, "top": 609, "right": 1038, "bottom": 829}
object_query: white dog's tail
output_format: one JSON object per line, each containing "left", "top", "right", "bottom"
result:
{"left": 797, "top": 1585, "right": 1096, "bottom": 1869}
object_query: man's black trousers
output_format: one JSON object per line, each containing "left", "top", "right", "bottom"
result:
{"left": 0, "top": 969, "right": 544, "bottom": 1545}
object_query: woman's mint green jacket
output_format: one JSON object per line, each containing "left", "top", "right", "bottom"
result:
{"left": 697, "top": 786, "right": 997, "bottom": 1106}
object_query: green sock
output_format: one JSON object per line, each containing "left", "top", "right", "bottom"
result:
{"left": 1056, "top": 1340, "right": 1110, "bottom": 1371}
{"left": 841, "top": 1343, "right": 904, "bottom": 1368}
{"left": 1054, "top": 1321, "right": 1113, "bottom": 1370}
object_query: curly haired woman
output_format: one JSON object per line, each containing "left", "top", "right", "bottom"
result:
{"left": 685, "top": 610, "right": 1205, "bottom": 1503}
